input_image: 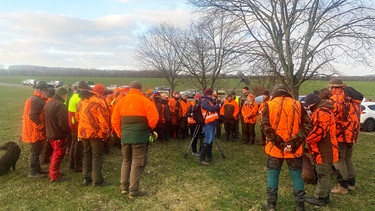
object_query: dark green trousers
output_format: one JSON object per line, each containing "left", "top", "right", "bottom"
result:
{"left": 314, "top": 163, "right": 332, "bottom": 199}
{"left": 29, "top": 140, "right": 44, "bottom": 175}
{"left": 82, "top": 139, "right": 105, "bottom": 185}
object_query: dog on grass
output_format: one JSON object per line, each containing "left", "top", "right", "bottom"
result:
{"left": 0, "top": 141, "right": 21, "bottom": 176}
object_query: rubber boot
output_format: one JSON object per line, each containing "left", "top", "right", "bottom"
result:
{"left": 265, "top": 187, "right": 278, "bottom": 211}
{"left": 207, "top": 143, "right": 213, "bottom": 162}
{"left": 293, "top": 190, "right": 305, "bottom": 211}
{"left": 199, "top": 144, "right": 209, "bottom": 166}
{"left": 305, "top": 196, "right": 328, "bottom": 207}
{"left": 348, "top": 177, "right": 356, "bottom": 191}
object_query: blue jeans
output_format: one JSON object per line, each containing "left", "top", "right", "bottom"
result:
{"left": 203, "top": 123, "right": 216, "bottom": 144}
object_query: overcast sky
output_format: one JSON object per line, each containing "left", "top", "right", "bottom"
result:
{"left": 0, "top": 0, "right": 374, "bottom": 76}
{"left": 0, "top": 0, "right": 193, "bottom": 70}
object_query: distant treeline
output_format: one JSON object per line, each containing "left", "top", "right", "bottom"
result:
{"left": 0, "top": 65, "right": 374, "bottom": 81}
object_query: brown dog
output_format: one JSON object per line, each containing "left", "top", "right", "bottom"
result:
{"left": 0, "top": 141, "right": 21, "bottom": 175}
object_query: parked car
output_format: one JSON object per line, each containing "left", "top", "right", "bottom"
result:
{"left": 22, "top": 79, "right": 38, "bottom": 86}
{"left": 154, "top": 86, "right": 171, "bottom": 96}
{"left": 360, "top": 101, "right": 375, "bottom": 132}
{"left": 47, "top": 80, "right": 64, "bottom": 88}
{"left": 180, "top": 89, "right": 199, "bottom": 98}
{"left": 72, "top": 81, "right": 95, "bottom": 89}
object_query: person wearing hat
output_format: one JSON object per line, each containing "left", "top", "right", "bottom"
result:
{"left": 261, "top": 84, "right": 312, "bottom": 211}
{"left": 200, "top": 88, "right": 221, "bottom": 166}
{"left": 220, "top": 93, "right": 240, "bottom": 141}
{"left": 45, "top": 87, "right": 71, "bottom": 183}
{"left": 22, "top": 81, "right": 50, "bottom": 178}
{"left": 258, "top": 90, "right": 270, "bottom": 146}
{"left": 303, "top": 93, "right": 339, "bottom": 207}
{"left": 68, "top": 81, "right": 90, "bottom": 172}
{"left": 76, "top": 82, "right": 111, "bottom": 187}
{"left": 41, "top": 87, "right": 57, "bottom": 166}
{"left": 111, "top": 81, "right": 159, "bottom": 198}
{"left": 328, "top": 77, "right": 360, "bottom": 194}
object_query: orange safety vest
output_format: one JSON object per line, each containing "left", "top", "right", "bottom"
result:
{"left": 201, "top": 99, "right": 219, "bottom": 124}
{"left": 187, "top": 101, "right": 196, "bottom": 124}
{"left": 265, "top": 97, "right": 303, "bottom": 158}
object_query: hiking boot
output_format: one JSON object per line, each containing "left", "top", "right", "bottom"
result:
{"left": 93, "top": 181, "right": 112, "bottom": 187}
{"left": 192, "top": 152, "right": 200, "bottom": 157}
{"left": 39, "top": 169, "right": 49, "bottom": 174}
{"left": 331, "top": 184, "right": 348, "bottom": 194}
{"left": 129, "top": 190, "right": 147, "bottom": 198}
{"left": 28, "top": 173, "right": 47, "bottom": 179}
{"left": 348, "top": 185, "right": 356, "bottom": 191}
{"left": 200, "top": 160, "right": 210, "bottom": 166}
{"left": 82, "top": 178, "right": 92, "bottom": 186}
{"left": 121, "top": 190, "right": 129, "bottom": 194}
{"left": 265, "top": 203, "right": 276, "bottom": 211}
{"left": 305, "top": 196, "right": 327, "bottom": 207}
{"left": 50, "top": 177, "right": 68, "bottom": 183}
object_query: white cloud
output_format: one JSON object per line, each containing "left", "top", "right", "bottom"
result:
{"left": 0, "top": 8, "right": 193, "bottom": 70}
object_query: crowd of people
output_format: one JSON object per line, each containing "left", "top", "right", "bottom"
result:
{"left": 20, "top": 77, "right": 361, "bottom": 208}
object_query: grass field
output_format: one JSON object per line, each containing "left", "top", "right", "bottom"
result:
{"left": 0, "top": 78, "right": 375, "bottom": 210}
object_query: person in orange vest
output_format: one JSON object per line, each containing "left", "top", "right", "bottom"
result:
{"left": 241, "top": 94, "right": 258, "bottom": 144}
{"left": 186, "top": 94, "right": 204, "bottom": 156}
{"left": 111, "top": 81, "right": 159, "bottom": 198}
{"left": 68, "top": 81, "right": 90, "bottom": 172}
{"left": 178, "top": 93, "right": 191, "bottom": 140}
{"left": 76, "top": 83, "right": 111, "bottom": 187}
{"left": 168, "top": 91, "right": 181, "bottom": 139}
{"left": 328, "top": 77, "right": 361, "bottom": 194}
{"left": 303, "top": 94, "right": 339, "bottom": 207}
{"left": 22, "top": 81, "right": 50, "bottom": 178}
{"left": 258, "top": 90, "right": 270, "bottom": 146}
{"left": 200, "top": 88, "right": 221, "bottom": 166}
{"left": 157, "top": 93, "right": 172, "bottom": 142}
{"left": 220, "top": 92, "right": 240, "bottom": 141}
{"left": 261, "top": 84, "right": 312, "bottom": 211}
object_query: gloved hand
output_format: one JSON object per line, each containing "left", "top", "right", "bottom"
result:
{"left": 287, "top": 136, "right": 305, "bottom": 153}
{"left": 272, "top": 135, "right": 286, "bottom": 151}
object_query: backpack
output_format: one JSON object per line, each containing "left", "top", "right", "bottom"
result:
{"left": 341, "top": 87, "right": 363, "bottom": 142}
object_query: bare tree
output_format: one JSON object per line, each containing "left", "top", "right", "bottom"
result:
{"left": 190, "top": 0, "right": 375, "bottom": 97}
{"left": 178, "top": 12, "right": 248, "bottom": 91}
{"left": 135, "top": 23, "right": 184, "bottom": 90}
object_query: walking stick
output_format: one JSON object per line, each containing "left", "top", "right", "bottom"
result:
{"left": 184, "top": 124, "right": 201, "bottom": 159}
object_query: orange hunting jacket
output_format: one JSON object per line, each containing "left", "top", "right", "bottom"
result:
{"left": 263, "top": 96, "right": 311, "bottom": 158}
{"left": 22, "top": 91, "right": 47, "bottom": 143}
{"left": 241, "top": 101, "right": 259, "bottom": 124}
{"left": 306, "top": 101, "right": 339, "bottom": 164}
{"left": 329, "top": 87, "right": 360, "bottom": 143}
{"left": 220, "top": 99, "right": 240, "bottom": 120}
{"left": 75, "top": 91, "right": 110, "bottom": 140}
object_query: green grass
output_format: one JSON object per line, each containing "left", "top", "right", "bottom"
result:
{"left": 0, "top": 78, "right": 375, "bottom": 210}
